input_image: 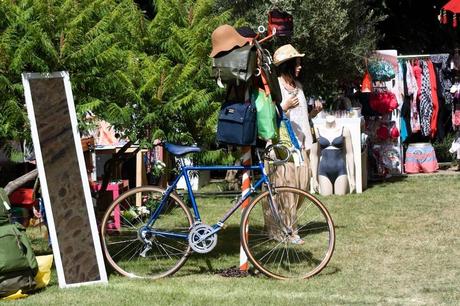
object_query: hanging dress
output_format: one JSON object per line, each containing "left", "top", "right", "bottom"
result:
{"left": 407, "top": 61, "right": 420, "bottom": 132}
{"left": 419, "top": 60, "right": 434, "bottom": 137}
{"left": 426, "top": 59, "right": 439, "bottom": 138}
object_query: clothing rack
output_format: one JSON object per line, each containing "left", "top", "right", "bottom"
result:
{"left": 351, "top": 52, "right": 442, "bottom": 62}
{"left": 397, "top": 54, "right": 435, "bottom": 59}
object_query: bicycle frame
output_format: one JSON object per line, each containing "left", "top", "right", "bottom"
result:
{"left": 146, "top": 156, "right": 283, "bottom": 240}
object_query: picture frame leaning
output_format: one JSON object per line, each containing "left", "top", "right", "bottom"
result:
{"left": 22, "top": 71, "right": 107, "bottom": 288}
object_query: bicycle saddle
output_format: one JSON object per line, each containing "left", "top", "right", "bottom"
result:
{"left": 164, "top": 143, "right": 202, "bottom": 156}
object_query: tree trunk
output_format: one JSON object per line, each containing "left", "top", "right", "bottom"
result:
{"left": 4, "top": 169, "right": 38, "bottom": 195}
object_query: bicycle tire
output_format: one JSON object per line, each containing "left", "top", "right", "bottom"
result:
{"left": 241, "top": 186, "right": 335, "bottom": 280}
{"left": 100, "top": 186, "right": 193, "bottom": 279}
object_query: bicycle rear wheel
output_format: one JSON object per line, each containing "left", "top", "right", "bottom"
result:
{"left": 241, "top": 186, "right": 335, "bottom": 280}
{"left": 101, "top": 186, "right": 193, "bottom": 279}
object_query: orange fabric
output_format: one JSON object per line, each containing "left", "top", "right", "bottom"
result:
{"left": 426, "top": 60, "right": 439, "bottom": 138}
{"left": 361, "top": 71, "right": 372, "bottom": 93}
{"left": 260, "top": 69, "right": 271, "bottom": 96}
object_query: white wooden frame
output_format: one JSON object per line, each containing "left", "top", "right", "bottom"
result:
{"left": 22, "top": 71, "right": 107, "bottom": 288}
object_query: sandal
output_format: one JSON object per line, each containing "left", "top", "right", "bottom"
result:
{"left": 289, "top": 235, "right": 304, "bottom": 245}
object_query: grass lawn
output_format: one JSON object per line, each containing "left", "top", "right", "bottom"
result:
{"left": 10, "top": 174, "right": 460, "bottom": 305}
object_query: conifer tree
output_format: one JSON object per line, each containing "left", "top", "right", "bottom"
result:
{"left": 132, "top": 0, "right": 231, "bottom": 147}
{"left": 0, "top": 0, "right": 147, "bottom": 157}
{"left": 0, "top": 0, "right": 232, "bottom": 160}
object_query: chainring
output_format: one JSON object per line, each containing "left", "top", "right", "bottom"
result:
{"left": 188, "top": 224, "right": 218, "bottom": 254}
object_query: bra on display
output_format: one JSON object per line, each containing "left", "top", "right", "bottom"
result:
{"left": 318, "top": 127, "right": 344, "bottom": 150}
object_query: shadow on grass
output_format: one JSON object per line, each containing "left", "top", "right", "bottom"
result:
{"left": 102, "top": 223, "right": 340, "bottom": 279}
{"left": 188, "top": 224, "right": 339, "bottom": 278}
{"left": 101, "top": 225, "right": 242, "bottom": 279}
{"left": 366, "top": 175, "right": 408, "bottom": 190}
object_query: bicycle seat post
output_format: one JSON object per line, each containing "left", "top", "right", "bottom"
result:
{"left": 177, "top": 156, "right": 186, "bottom": 172}
{"left": 256, "top": 147, "right": 265, "bottom": 165}
{"left": 255, "top": 148, "right": 261, "bottom": 162}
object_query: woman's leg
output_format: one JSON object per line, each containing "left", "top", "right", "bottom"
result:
{"left": 264, "top": 162, "right": 297, "bottom": 239}
{"left": 292, "top": 149, "right": 310, "bottom": 234}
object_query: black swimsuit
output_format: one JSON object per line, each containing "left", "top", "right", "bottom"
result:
{"left": 318, "top": 128, "right": 347, "bottom": 184}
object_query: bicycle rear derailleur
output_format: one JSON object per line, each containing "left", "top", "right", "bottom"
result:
{"left": 188, "top": 223, "right": 218, "bottom": 254}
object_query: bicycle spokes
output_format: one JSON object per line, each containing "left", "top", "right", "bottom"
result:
{"left": 101, "top": 187, "right": 193, "bottom": 279}
{"left": 241, "top": 187, "right": 335, "bottom": 279}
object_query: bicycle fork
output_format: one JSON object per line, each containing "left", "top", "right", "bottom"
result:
{"left": 265, "top": 183, "right": 292, "bottom": 237}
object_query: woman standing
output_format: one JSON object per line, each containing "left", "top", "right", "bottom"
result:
{"left": 264, "top": 44, "right": 322, "bottom": 244}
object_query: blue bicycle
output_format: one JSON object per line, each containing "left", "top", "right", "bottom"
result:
{"left": 100, "top": 142, "right": 335, "bottom": 280}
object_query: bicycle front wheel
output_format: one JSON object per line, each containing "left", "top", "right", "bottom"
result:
{"left": 241, "top": 186, "right": 335, "bottom": 280}
{"left": 101, "top": 186, "right": 193, "bottom": 279}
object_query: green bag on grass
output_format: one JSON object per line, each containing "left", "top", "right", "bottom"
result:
{"left": 253, "top": 89, "right": 278, "bottom": 140}
{"left": 0, "top": 188, "right": 38, "bottom": 297}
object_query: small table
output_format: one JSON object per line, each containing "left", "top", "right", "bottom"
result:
{"left": 95, "top": 145, "right": 148, "bottom": 189}
{"left": 93, "top": 180, "right": 129, "bottom": 230}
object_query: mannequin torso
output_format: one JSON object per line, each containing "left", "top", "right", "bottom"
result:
{"left": 310, "top": 115, "right": 355, "bottom": 196}
{"left": 317, "top": 126, "right": 347, "bottom": 185}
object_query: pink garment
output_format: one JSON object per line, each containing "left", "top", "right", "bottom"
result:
{"left": 406, "top": 62, "right": 420, "bottom": 132}
{"left": 405, "top": 61, "right": 418, "bottom": 97}
{"left": 404, "top": 144, "right": 438, "bottom": 174}
{"left": 96, "top": 120, "right": 119, "bottom": 146}
{"left": 426, "top": 60, "right": 439, "bottom": 138}
{"left": 453, "top": 109, "right": 460, "bottom": 127}
{"left": 412, "top": 61, "right": 422, "bottom": 99}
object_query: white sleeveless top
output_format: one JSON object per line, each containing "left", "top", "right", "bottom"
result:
{"left": 279, "top": 78, "right": 313, "bottom": 150}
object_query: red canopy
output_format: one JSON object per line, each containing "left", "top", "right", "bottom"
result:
{"left": 443, "top": 0, "right": 460, "bottom": 13}
{"left": 441, "top": 0, "right": 460, "bottom": 27}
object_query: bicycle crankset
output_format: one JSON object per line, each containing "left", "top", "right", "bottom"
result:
{"left": 188, "top": 224, "right": 218, "bottom": 254}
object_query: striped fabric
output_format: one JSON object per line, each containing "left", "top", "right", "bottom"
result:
{"left": 404, "top": 144, "right": 438, "bottom": 173}
{"left": 419, "top": 61, "right": 433, "bottom": 137}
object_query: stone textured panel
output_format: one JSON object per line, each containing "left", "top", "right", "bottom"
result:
{"left": 29, "top": 78, "right": 100, "bottom": 284}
